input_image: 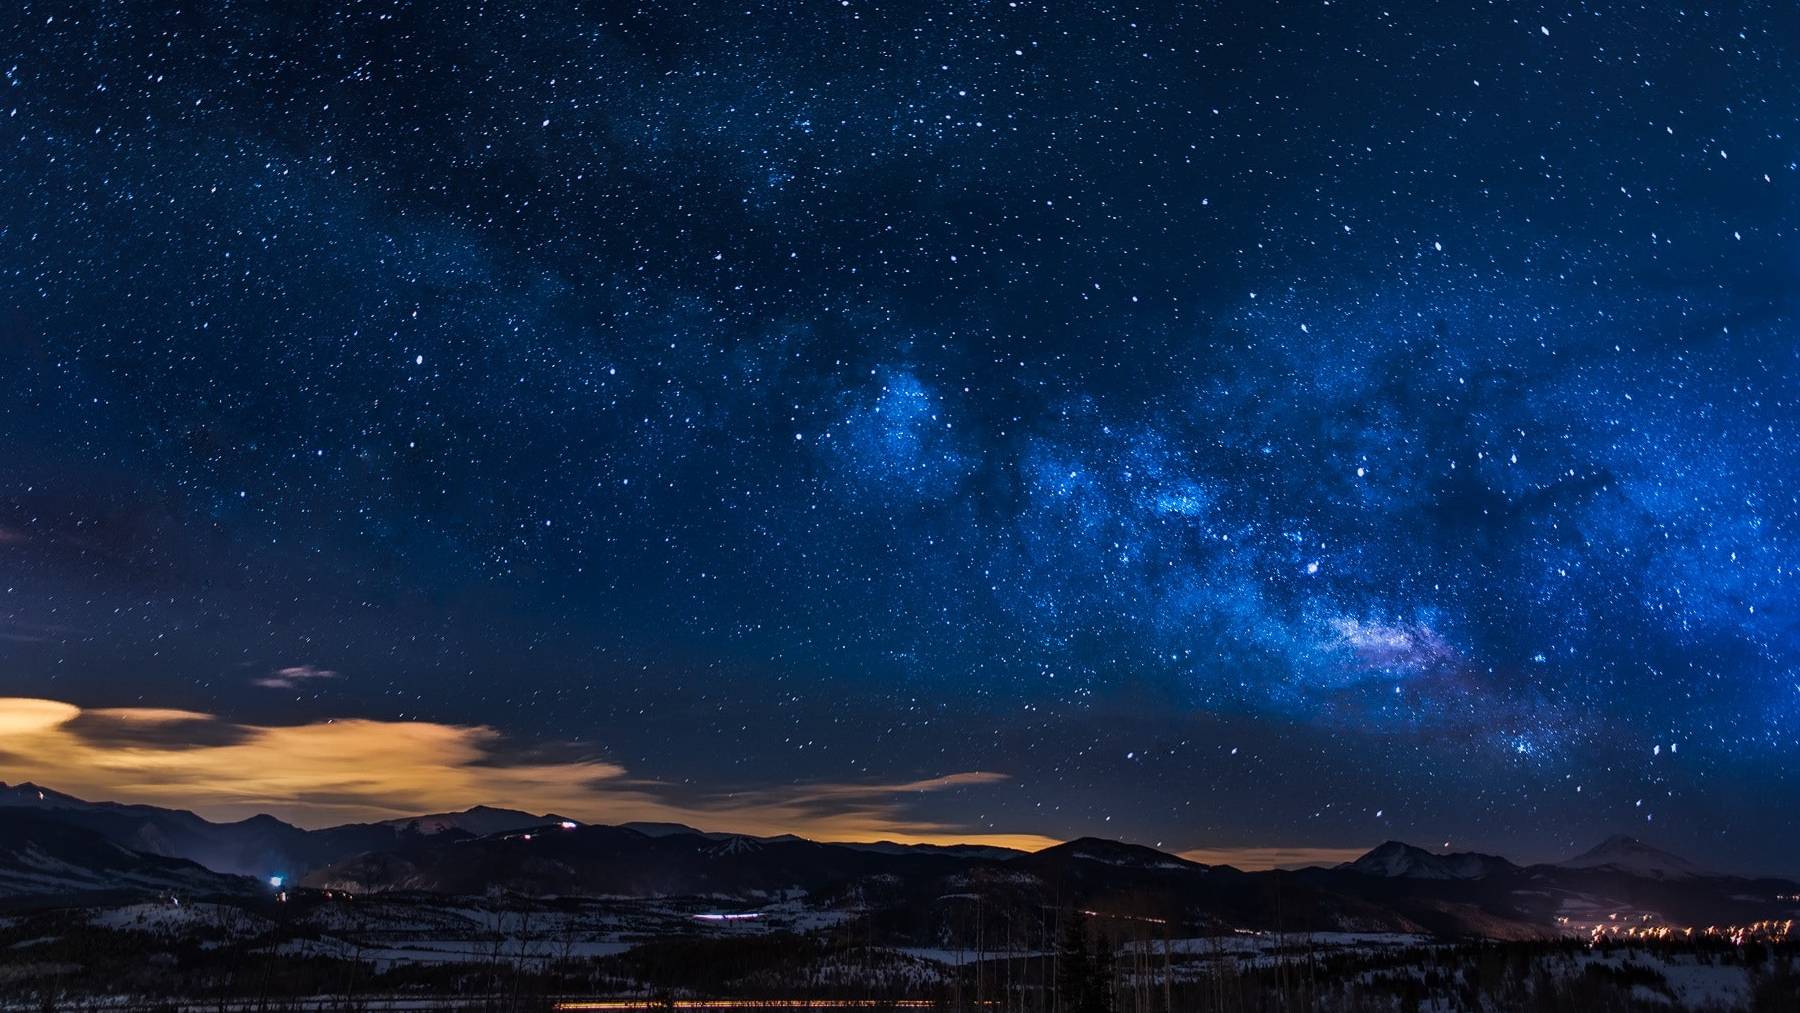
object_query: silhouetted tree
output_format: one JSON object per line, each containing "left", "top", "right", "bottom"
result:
{"left": 1053, "top": 912, "right": 1115, "bottom": 1013}
{"left": 1055, "top": 911, "right": 1090, "bottom": 1013}
{"left": 1088, "top": 930, "right": 1115, "bottom": 1013}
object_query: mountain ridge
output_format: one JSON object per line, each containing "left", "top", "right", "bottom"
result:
{"left": 1557, "top": 833, "right": 1710, "bottom": 879}
{"left": 0, "top": 781, "right": 561, "bottom": 880}
{"left": 5, "top": 783, "right": 1798, "bottom": 941}
{"left": 0, "top": 808, "right": 253, "bottom": 901}
{"left": 1341, "top": 840, "right": 1520, "bottom": 881}
{"left": 6, "top": 782, "right": 1794, "bottom": 892}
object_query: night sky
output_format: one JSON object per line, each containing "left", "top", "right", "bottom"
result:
{"left": 3, "top": 2, "right": 1798, "bottom": 875}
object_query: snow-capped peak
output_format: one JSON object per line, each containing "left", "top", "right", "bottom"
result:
{"left": 1557, "top": 835, "right": 1708, "bottom": 879}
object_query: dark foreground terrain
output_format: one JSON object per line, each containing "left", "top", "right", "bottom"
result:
{"left": 2, "top": 784, "right": 1797, "bottom": 1010}
{"left": 0, "top": 897, "right": 1796, "bottom": 1012}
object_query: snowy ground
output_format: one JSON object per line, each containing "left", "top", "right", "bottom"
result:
{"left": 1143, "top": 931, "right": 1435, "bottom": 955}
{"left": 7, "top": 894, "right": 1794, "bottom": 1011}
{"left": 89, "top": 901, "right": 274, "bottom": 937}
{"left": 1576, "top": 949, "right": 1759, "bottom": 1009}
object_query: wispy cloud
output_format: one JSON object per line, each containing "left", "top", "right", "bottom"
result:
{"left": 0, "top": 619, "right": 85, "bottom": 644}
{"left": 1178, "top": 845, "right": 1369, "bottom": 871}
{"left": 0, "top": 697, "right": 1055, "bottom": 850}
{"left": 776, "top": 770, "right": 1014, "bottom": 804}
{"left": 252, "top": 665, "right": 340, "bottom": 690}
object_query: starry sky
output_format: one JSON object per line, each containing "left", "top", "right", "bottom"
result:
{"left": 2, "top": 1, "right": 1798, "bottom": 875}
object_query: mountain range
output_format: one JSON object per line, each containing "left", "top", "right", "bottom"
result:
{"left": 0, "top": 781, "right": 559, "bottom": 881}
{"left": 0, "top": 808, "right": 248, "bottom": 900}
{"left": 3, "top": 781, "right": 1796, "bottom": 940}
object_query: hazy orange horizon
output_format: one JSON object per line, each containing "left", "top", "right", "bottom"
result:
{"left": 1, "top": 696, "right": 1360, "bottom": 869}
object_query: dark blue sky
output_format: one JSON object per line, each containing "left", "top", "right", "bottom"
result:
{"left": 2, "top": 1, "right": 1798, "bottom": 873}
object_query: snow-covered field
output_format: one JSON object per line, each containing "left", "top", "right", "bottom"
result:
{"left": 1576, "top": 949, "right": 1758, "bottom": 1009}
{"left": 1139, "top": 931, "right": 1435, "bottom": 956}
{"left": 5, "top": 891, "right": 1794, "bottom": 1012}
{"left": 89, "top": 901, "right": 273, "bottom": 937}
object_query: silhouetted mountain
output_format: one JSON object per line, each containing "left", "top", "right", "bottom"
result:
{"left": 306, "top": 823, "right": 982, "bottom": 899}
{"left": 379, "top": 805, "right": 572, "bottom": 837}
{"left": 1030, "top": 836, "right": 1209, "bottom": 871}
{"left": 0, "top": 782, "right": 556, "bottom": 880}
{"left": 1558, "top": 834, "right": 1708, "bottom": 879}
{"left": 619, "top": 820, "right": 717, "bottom": 839}
{"left": 7, "top": 784, "right": 1797, "bottom": 941}
{"left": 0, "top": 809, "right": 252, "bottom": 901}
{"left": 1343, "top": 841, "right": 1519, "bottom": 880}
{"left": 838, "top": 840, "right": 1026, "bottom": 861}
{"left": 613, "top": 824, "right": 1023, "bottom": 859}
{"left": 2, "top": 782, "right": 335, "bottom": 879}
{"left": 1292, "top": 837, "right": 1800, "bottom": 940}
{"left": 307, "top": 828, "right": 1429, "bottom": 935}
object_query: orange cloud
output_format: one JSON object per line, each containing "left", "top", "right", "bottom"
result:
{"left": 0, "top": 698, "right": 1357, "bottom": 864}
{"left": 1178, "top": 845, "right": 1368, "bottom": 870}
{"left": 0, "top": 697, "right": 1055, "bottom": 851}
